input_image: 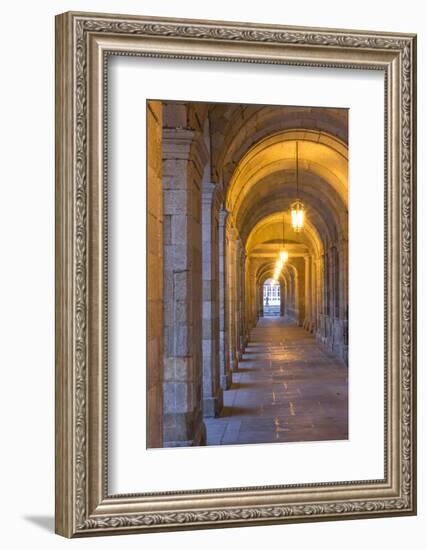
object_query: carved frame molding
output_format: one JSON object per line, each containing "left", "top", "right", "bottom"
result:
{"left": 55, "top": 11, "right": 416, "bottom": 537}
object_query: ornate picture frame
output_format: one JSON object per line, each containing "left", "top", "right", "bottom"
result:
{"left": 55, "top": 11, "right": 417, "bottom": 537}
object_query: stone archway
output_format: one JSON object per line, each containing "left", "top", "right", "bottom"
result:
{"left": 224, "top": 129, "right": 348, "bottom": 361}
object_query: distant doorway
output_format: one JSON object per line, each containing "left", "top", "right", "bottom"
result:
{"left": 263, "top": 278, "right": 281, "bottom": 317}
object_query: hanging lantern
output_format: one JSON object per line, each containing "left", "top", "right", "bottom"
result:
{"left": 291, "top": 141, "right": 305, "bottom": 232}
{"left": 291, "top": 199, "right": 305, "bottom": 232}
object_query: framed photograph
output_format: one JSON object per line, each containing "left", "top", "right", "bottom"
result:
{"left": 55, "top": 11, "right": 417, "bottom": 537}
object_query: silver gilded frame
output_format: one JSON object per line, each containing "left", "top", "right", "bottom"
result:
{"left": 55, "top": 11, "right": 417, "bottom": 537}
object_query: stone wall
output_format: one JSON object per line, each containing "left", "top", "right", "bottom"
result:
{"left": 147, "top": 101, "right": 163, "bottom": 448}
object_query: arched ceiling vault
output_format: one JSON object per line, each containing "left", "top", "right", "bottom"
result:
{"left": 226, "top": 130, "right": 348, "bottom": 215}
{"left": 225, "top": 130, "right": 348, "bottom": 257}
{"left": 243, "top": 202, "right": 331, "bottom": 253}
{"left": 246, "top": 213, "right": 322, "bottom": 258}
{"left": 238, "top": 171, "right": 346, "bottom": 227}
{"left": 210, "top": 106, "right": 348, "bottom": 184}
{"left": 239, "top": 178, "right": 347, "bottom": 250}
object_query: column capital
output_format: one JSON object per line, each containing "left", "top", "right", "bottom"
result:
{"left": 219, "top": 207, "right": 230, "bottom": 227}
{"left": 202, "top": 180, "right": 216, "bottom": 201}
{"left": 162, "top": 127, "right": 195, "bottom": 157}
{"left": 162, "top": 127, "right": 209, "bottom": 177}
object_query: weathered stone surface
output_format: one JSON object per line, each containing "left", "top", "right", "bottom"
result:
{"left": 205, "top": 317, "right": 348, "bottom": 446}
{"left": 163, "top": 190, "right": 188, "bottom": 215}
{"left": 163, "top": 357, "right": 194, "bottom": 383}
{"left": 174, "top": 324, "right": 191, "bottom": 356}
{"left": 171, "top": 214, "right": 188, "bottom": 244}
{"left": 160, "top": 103, "right": 208, "bottom": 447}
{"left": 146, "top": 100, "right": 164, "bottom": 449}
{"left": 173, "top": 270, "right": 191, "bottom": 300}
{"left": 163, "top": 381, "right": 192, "bottom": 414}
{"left": 164, "top": 244, "right": 188, "bottom": 271}
{"left": 163, "top": 102, "right": 187, "bottom": 128}
{"left": 203, "top": 388, "right": 224, "bottom": 418}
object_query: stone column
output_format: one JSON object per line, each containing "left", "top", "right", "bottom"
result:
{"left": 303, "top": 254, "right": 311, "bottom": 331}
{"left": 249, "top": 259, "right": 259, "bottom": 325}
{"left": 330, "top": 246, "right": 336, "bottom": 321}
{"left": 258, "top": 281, "right": 263, "bottom": 318}
{"left": 284, "top": 271, "right": 292, "bottom": 319}
{"left": 290, "top": 258, "right": 305, "bottom": 326}
{"left": 232, "top": 236, "right": 240, "bottom": 370}
{"left": 201, "top": 181, "right": 223, "bottom": 416}
{"left": 218, "top": 208, "right": 232, "bottom": 389}
{"left": 235, "top": 241, "right": 244, "bottom": 361}
{"left": 339, "top": 238, "right": 348, "bottom": 320}
{"left": 333, "top": 246, "right": 339, "bottom": 319}
{"left": 325, "top": 251, "right": 330, "bottom": 343}
{"left": 280, "top": 283, "right": 285, "bottom": 317}
{"left": 315, "top": 255, "right": 325, "bottom": 342}
{"left": 311, "top": 256, "right": 317, "bottom": 332}
{"left": 162, "top": 114, "right": 208, "bottom": 447}
{"left": 244, "top": 256, "right": 251, "bottom": 336}
{"left": 327, "top": 249, "right": 332, "bottom": 321}
{"left": 240, "top": 252, "right": 248, "bottom": 350}
{"left": 298, "top": 261, "right": 305, "bottom": 326}
{"left": 233, "top": 238, "right": 240, "bottom": 360}
{"left": 226, "top": 225, "right": 238, "bottom": 372}
{"left": 290, "top": 271, "right": 297, "bottom": 320}
{"left": 339, "top": 238, "right": 349, "bottom": 363}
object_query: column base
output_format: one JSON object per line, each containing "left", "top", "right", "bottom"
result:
{"left": 163, "top": 411, "right": 206, "bottom": 447}
{"left": 193, "top": 420, "right": 207, "bottom": 446}
{"left": 203, "top": 388, "right": 224, "bottom": 418}
{"left": 220, "top": 370, "right": 233, "bottom": 390}
{"left": 303, "top": 318, "right": 314, "bottom": 333}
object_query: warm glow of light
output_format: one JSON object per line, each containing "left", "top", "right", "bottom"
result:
{"left": 279, "top": 250, "right": 288, "bottom": 263}
{"left": 276, "top": 259, "right": 283, "bottom": 270}
{"left": 291, "top": 200, "right": 304, "bottom": 232}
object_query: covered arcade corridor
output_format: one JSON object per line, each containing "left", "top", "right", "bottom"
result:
{"left": 147, "top": 101, "right": 348, "bottom": 448}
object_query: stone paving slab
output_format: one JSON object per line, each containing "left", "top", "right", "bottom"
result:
{"left": 205, "top": 317, "right": 348, "bottom": 446}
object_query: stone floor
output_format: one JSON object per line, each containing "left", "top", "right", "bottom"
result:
{"left": 205, "top": 317, "right": 348, "bottom": 446}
